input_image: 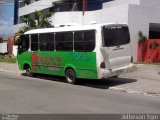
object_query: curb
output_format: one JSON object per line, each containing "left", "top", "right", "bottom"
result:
{"left": 109, "top": 87, "right": 160, "bottom": 98}
{"left": 0, "top": 68, "right": 20, "bottom": 74}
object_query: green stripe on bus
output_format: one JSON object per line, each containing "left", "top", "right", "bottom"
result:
{"left": 18, "top": 51, "right": 98, "bottom": 79}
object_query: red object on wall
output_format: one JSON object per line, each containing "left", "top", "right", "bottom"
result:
{"left": 137, "top": 39, "right": 160, "bottom": 63}
{"left": 7, "top": 34, "right": 15, "bottom": 55}
{"left": 82, "top": 0, "right": 88, "bottom": 16}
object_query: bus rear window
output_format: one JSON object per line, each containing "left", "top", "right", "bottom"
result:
{"left": 103, "top": 25, "right": 130, "bottom": 47}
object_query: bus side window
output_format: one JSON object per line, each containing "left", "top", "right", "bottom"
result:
{"left": 39, "top": 33, "right": 54, "bottom": 51}
{"left": 55, "top": 32, "right": 73, "bottom": 51}
{"left": 23, "top": 35, "right": 29, "bottom": 49}
{"left": 74, "top": 30, "right": 95, "bottom": 52}
{"left": 31, "top": 34, "right": 38, "bottom": 51}
{"left": 18, "top": 35, "right": 29, "bottom": 54}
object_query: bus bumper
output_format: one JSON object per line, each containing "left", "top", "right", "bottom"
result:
{"left": 99, "top": 63, "right": 134, "bottom": 79}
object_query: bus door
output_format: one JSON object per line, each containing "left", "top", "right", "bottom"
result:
{"left": 17, "top": 35, "right": 31, "bottom": 70}
{"left": 101, "top": 25, "right": 132, "bottom": 70}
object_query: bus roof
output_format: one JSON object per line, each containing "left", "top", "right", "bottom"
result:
{"left": 24, "top": 23, "right": 128, "bottom": 34}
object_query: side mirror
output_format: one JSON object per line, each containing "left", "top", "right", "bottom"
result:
{"left": 14, "top": 35, "right": 23, "bottom": 45}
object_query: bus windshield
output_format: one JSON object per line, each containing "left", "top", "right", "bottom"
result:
{"left": 102, "top": 25, "right": 130, "bottom": 47}
{"left": 18, "top": 35, "right": 29, "bottom": 54}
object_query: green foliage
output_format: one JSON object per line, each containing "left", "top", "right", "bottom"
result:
{"left": 149, "top": 43, "right": 153, "bottom": 49}
{"left": 138, "top": 31, "right": 147, "bottom": 45}
{"left": 0, "top": 58, "right": 17, "bottom": 63}
{"left": 16, "top": 10, "right": 53, "bottom": 36}
{"left": 149, "top": 41, "right": 159, "bottom": 50}
{"left": 35, "top": 11, "right": 53, "bottom": 28}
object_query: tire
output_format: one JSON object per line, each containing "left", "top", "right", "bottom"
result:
{"left": 25, "top": 67, "right": 33, "bottom": 77}
{"left": 65, "top": 69, "right": 76, "bottom": 84}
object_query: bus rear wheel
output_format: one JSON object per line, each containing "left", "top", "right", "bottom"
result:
{"left": 65, "top": 69, "right": 76, "bottom": 84}
{"left": 25, "top": 67, "right": 33, "bottom": 77}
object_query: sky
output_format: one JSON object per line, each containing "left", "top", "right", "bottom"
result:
{"left": 0, "top": 0, "right": 14, "bottom": 35}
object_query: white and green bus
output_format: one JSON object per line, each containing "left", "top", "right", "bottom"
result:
{"left": 17, "top": 23, "right": 134, "bottom": 84}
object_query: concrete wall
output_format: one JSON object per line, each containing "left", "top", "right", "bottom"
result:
{"left": 19, "top": 0, "right": 54, "bottom": 16}
{"left": 13, "top": 46, "right": 18, "bottom": 57}
{"left": 128, "top": 0, "right": 160, "bottom": 61}
{"left": 0, "top": 43, "right": 7, "bottom": 54}
{"left": 98, "top": 4, "right": 129, "bottom": 23}
{"left": 51, "top": 4, "right": 129, "bottom": 25}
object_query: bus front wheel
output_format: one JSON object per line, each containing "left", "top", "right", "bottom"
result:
{"left": 25, "top": 66, "right": 33, "bottom": 77}
{"left": 65, "top": 69, "right": 76, "bottom": 84}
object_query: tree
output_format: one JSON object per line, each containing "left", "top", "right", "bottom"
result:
{"left": 16, "top": 10, "right": 53, "bottom": 36}
{"left": 138, "top": 31, "right": 147, "bottom": 45}
{"left": 34, "top": 10, "right": 53, "bottom": 28}
{"left": 149, "top": 41, "right": 159, "bottom": 63}
{"left": 138, "top": 31, "right": 147, "bottom": 62}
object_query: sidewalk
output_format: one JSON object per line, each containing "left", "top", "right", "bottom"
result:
{"left": 111, "top": 64, "right": 160, "bottom": 97}
{"left": 0, "top": 62, "right": 160, "bottom": 97}
{"left": 0, "top": 63, "right": 20, "bottom": 74}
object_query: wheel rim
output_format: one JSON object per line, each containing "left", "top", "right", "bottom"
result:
{"left": 66, "top": 69, "right": 75, "bottom": 84}
{"left": 26, "top": 68, "right": 31, "bottom": 76}
{"left": 67, "top": 71, "right": 74, "bottom": 82}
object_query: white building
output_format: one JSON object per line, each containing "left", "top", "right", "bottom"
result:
{"left": 0, "top": 35, "right": 8, "bottom": 55}
{"left": 13, "top": 0, "right": 160, "bottom": 61}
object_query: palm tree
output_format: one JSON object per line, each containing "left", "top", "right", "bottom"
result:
{"left": 34, "top": 10, "right": 53, "bottom": 28}
{"left": 138, "top": 31, "right": 147, "bottom": 62}
{"left": 16, "top": 15, "right": 36, "bottom": 36}
{"left": 16, "top": 10, "right": 53, "bottom": 36}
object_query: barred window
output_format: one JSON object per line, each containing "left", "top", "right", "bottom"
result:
{"left": 31, "top": 34, "right": 38, "bottom": 51}
{"left": 55, "top": 32, "right": 73, "bottom": 51}
{"left": 39, "top": 33, "right": 54, "bottom": 51}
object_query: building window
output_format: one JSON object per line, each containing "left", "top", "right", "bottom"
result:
{"left": 24, "top": 0, "right": 31, "bottom": 5}
{"left": 51, "top": 0, "right": 82, "bottom": 12}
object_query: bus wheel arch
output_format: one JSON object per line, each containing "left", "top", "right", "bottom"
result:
{"left": 65, "top": 67, "right": 77, "bottom": 84}
{"left": 23, "top": 64, "right": 33, "bottom": 77}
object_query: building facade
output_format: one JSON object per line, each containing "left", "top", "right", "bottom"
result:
{"left": 13, "top": 0, "right": 160, "bottom": 61}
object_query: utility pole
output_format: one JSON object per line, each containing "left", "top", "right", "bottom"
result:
{"left": 82, "top": 0, "right": 87, "bottom": 24}
{"left": 14, "top": 0, "right": 18, "bottom": 25}
{"left": 82, "top": 0, "right": 87, "bottom": 16}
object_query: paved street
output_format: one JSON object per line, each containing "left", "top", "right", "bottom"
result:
{"left": 0, "top": 68, "right": 160, "bottom": 113}
{"left": 0, "top": 63, "right": 160, "bottom": 97}
{"left": 116, "top": 64, "right": 160, "bottom": 97}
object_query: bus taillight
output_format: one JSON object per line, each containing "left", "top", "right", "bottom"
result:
{"left": 100, "top": 61, "right": 106, "bottom": 69}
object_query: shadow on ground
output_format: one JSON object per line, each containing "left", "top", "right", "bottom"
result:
{"left": 22, "top": 73, "right": 137, "bottom": 89}
{"left": 77, "top": 77, "right": 137, "bottom": 89}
